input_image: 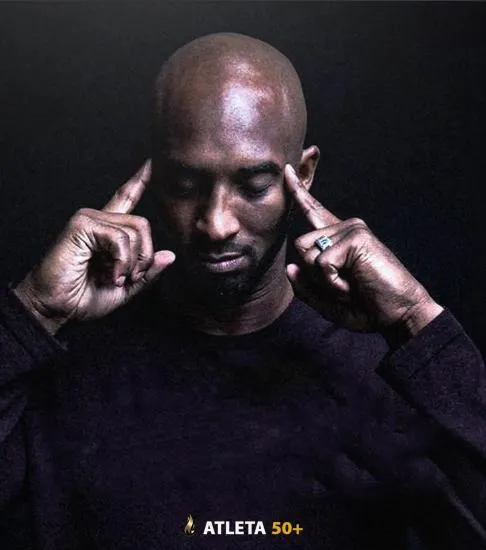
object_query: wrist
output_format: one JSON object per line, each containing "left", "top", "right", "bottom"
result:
{"left": 382, "top": 296, "right": 444, "bottom": 350}
{"left": 13, "top": 276, "right": 68, "bottom": 336}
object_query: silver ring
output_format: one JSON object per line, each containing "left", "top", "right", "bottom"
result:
{"left": 314, "top": 235, "right": 333, "bottom": 252}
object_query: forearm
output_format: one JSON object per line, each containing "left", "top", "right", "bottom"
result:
{"left": 0, "top": 286, "right": 64, "bottom": 506}
{"left": 0, "top": 286, "right": 65, "bottom": 382}
{"left": 378, "top": 310, "right": 486, "bottom": 543}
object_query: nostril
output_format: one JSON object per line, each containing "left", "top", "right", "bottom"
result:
{"left": 196, "top": 206, "right": 239, "bottom": 241}
{"left": 194, "top": 183, "right": 240, "bottom": 241}
{"left": 197, "top": 214, "right": 239, "bottom": 241}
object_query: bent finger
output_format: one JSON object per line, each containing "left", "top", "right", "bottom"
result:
{"left": 84, "top": 210, "right": 154, "bottom": 278}
{"left": 141, "top": 250, "right": 176, "bottom": 284}
{"left": 89, "top": 223, "right": 132, "bottom": 286}
{"left": 126, "top": 250, "right": 176, "bottom": 299}
{"left": 286, "top": 263, "right": 331, "bottom": 313}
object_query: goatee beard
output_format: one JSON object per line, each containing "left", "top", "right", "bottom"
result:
{"left": 172, "top": 254, "right": 262, "bottom": 310}
{"left": 169, "top": 234, "right": 287, "bottom": 311}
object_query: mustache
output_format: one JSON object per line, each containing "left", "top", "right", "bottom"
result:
{"left": 188, "top": 236, "right": 252, "bottom": 257}
{"left": 152, "top": 222, "right": 253, "bottom": 258}
{"left": 191, "top": 243, "right": 252, "bottom": 256}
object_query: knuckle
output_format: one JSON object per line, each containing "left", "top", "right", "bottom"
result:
{"left": 121, "top": 225, "right": 136, "bottom": 241}
{"left": 139, "top": 245, "right": 153, "bottom": 262}
{"left": 315, "top": 254, "right": 328, "bottom": 268}
{"left": 110, "top": 227, "right": 130, "bottom": 247}
{"left": 71, "top": 207, "right": 92, "bottom": 225}
{"left": 134, "top": 219, "right": 153, "bottom": 250}
{"left": 76, "top": 207, "right": 93, "bottom": 218}
{"left": 348, "top": 217, "right": 367, "bottom": 229}
{"left": 294, "top": 236, "right": 306, "bottom": 251}
{"left": 351, "top": 224, "right": 370, "bottom": 242}
{"left": 135, "top": 216, "right": 151, "bottom": 233}
{"left": 137, "top": 253, "right": 153, "bottom": 268}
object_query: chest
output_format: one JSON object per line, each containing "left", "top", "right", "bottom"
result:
{"left": 29, "top": 337, "right": 432, "bottom": 549}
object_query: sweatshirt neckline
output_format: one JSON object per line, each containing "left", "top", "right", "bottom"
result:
{"left": 167, "top": 297, "right": 302, "bottom": 349}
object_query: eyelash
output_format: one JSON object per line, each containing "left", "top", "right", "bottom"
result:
{"left": 240, "top": 184, "right": 272, "bottom": 199}
{"left": 168, "top": 177, "right": 273, "bottom": 200}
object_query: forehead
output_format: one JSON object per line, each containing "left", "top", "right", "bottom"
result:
{"left": 161, "top": 81, "right": 290, "bottom": 169}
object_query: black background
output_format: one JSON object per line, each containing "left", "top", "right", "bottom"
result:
{"left": 0, "top": 1, "right": 485, "bottom": 353}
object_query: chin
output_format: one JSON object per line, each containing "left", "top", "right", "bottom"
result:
{"left": 189, "top": 269, "right": 259, "bottom": 309}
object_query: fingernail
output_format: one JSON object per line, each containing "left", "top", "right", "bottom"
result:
{"left": 166, "top": 251, "right": 176, "bottom": 263}
{"left": 116, "top": 275, "right": 126, "bottom": 286}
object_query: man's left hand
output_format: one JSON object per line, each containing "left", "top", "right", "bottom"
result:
{"left": 284, "top": 164, "right": 443, "bottom": 344}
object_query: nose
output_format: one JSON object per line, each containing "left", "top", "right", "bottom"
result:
{"left": 195, "top": 184, "right": 240, "bottom": 241}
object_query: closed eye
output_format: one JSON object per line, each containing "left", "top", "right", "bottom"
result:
{"left": 235, "top": 162, "right": 281, "bottom": 199}
{"left": 238, "top": 178, "right": 274, "bottom": 199}
{"left": 165, "top": 165, "right": 211, "bottom": 198}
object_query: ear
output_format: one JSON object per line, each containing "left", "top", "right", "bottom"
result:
{"left": 298, "top": 145, "right": 320, "bottom": 191}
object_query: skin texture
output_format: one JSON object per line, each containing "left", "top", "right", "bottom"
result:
{"left": 149, "top": 33, "right": 319, "bottom": 333}
{"left": 14, "top": 161, "right": 176, "bottom": 334}
{"left": 13, "top": 32, "right": 442, "bottom": 343}
{"left": 284, "top": 165, "right": 443, "bottom": 345}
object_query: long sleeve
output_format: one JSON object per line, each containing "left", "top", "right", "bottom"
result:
{"left": 0, "top": 287, "right": 64, "bottom": 508}
{"left": 378, "top": 310, "right": 486, "bottom": 548}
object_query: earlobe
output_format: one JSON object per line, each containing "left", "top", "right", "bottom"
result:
{"left": 299, "top": 145, "right": 320, "bottom": 191}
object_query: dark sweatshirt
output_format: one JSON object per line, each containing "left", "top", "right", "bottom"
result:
{"left": 0, "top": 287, "right": 485, "bottom": 549}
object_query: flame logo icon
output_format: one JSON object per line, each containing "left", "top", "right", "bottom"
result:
{"left": 184, "top": 514, "right": 195, "bottom": 535}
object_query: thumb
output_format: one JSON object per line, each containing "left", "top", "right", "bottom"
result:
{"left": 286, "top": 263, "right": 322, "bottom": 310}
{"left": 127, "top": 250, "right": 176, "bottom": 298}
{"left": 143, "top": 250, "right": 176, "bottom": 284}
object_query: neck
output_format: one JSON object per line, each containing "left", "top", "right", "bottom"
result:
{"left": 165, "top": 248, "right": 294, "bottom": 336}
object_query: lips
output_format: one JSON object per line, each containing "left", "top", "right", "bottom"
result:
{"left": 199, "top": 253, "right": 242, "bottom": 263}
{"left": 197, "top": 253, "right": 248, "bottom": 273}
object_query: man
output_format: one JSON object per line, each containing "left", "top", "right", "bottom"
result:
{"left": 0, "top": 32, "right": 484, "bottom": 549}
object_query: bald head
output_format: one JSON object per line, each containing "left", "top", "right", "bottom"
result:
{"left": 152, "top": 33, "right": 307, "bottom": 160}
{"left": 149, "top": 34, "right": 319, "bottom": 313}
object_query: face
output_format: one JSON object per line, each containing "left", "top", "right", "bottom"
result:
{"left": 151, "top": 81, "right": 303, "bottom": 307}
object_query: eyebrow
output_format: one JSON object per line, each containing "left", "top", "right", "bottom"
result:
{"left": 236, "top": 162, "right": 282, "bottom": 178}
{"left": 167, "top": 159, "right": 212, "bottom": 178}
{"left": 167, "top": 159, "right": 282, "bottom": 178}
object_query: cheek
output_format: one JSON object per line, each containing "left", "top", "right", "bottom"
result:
{"left": 239, "top": 191, "right": 288, "bottom": 238}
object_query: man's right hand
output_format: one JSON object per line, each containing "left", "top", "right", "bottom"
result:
{"left": 13, "top": 161, "right": 175, "bottom": 335}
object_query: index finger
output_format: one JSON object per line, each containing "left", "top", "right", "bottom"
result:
{"left": 103, "top": 160, "right": 152, "bottom": 214}
{"left": 284, "top": 164, "right": 340, "bottom": 229}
